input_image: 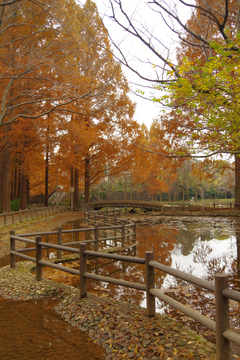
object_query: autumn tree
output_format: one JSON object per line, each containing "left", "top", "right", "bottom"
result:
{"left": 56, "top": 0, "right": 137, "bottom": 204}
{"left": 132, "top": 122, "right": 180, "bottom": 201}
{"left": 0, "top": 0, "right": 88, "bottom": 211}
{"left": 0, "top": 0, "right": 137, "bottom": 211}
{"left": 28, "top": 0, "right": 138, "bottom": 207}
{"left": 105, "top": 0, "right": 240, "bottom": 206}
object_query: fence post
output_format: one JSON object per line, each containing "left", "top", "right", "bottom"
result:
{"left": 11, "top": 212, "right": 15, "bottom": 225}
{"left": 57, "top": 227, "right": 62, "bottom": 259}
{"left": 133, "top": 221, "right": 137, "bottom": 243}
{"left": 87, "top": 212, "right": 90, "bottom": 226}
{"left": 114, "top": 215, "right": 117, "bottom": 246}
{"left": 19, "top": 209, "right": 22, "bottom": 223}
{"left": 94, "top": 225, "right": 99, "bottom": 252}
{"left": 215, "top": 273, "right": 231, "bottom": 360}
{"left": 79, "top": 243, "right": 87, "bottom": 298}
{"left": 10, "top": 230, "right": 16, "bottom": 268}
{"left": 122, "top": 223, "right": 125, "bottom": 247}
{"left": 26, "top": 209, "right": 28, "bottom": 221}
{"left": 36, "top": 236, "right": 42, "bottom": 281}
{"left": 94, "top": 213, "right": 96, "bottom": 226}
{"left": 145, "top": 251, "right": 155, "bottom": 317}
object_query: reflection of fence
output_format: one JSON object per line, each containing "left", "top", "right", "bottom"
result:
{"left": 9, "top": 210, "right": 240, "bottom": 360}
{"left": 10, "top": 208, "right": 136, "bottom": 262}
{"left": 0, "top": 205, "right": 69, "bottom": 227}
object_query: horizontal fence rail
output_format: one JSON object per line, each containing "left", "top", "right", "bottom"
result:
{"left": 0, "top": 205, "right": 69, "bottom": 227}
{"left": 9, "top": 208, "right": 240, "bottom": 360}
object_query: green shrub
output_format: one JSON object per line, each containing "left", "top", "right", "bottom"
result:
{"left": 11, "top": 198, "right": 20, "bottom": 211}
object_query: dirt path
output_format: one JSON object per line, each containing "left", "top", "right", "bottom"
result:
{"left": 0, "top": 212, "right": 83, "bottom": 258}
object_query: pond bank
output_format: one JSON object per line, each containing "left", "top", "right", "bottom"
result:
{"left": 0, "top": 262, "right": 216, "bottom": 359}
{"left": 0, "top": 212, "right": 82, "bottom": 258}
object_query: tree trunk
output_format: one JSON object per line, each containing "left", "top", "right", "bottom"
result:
{"left": 84, "top": 155, "right": 90, "bottom": 203}
{"left": 74, "top": 167, "right": 79, "bottom": 208}
{"left": 108, "top": 176, "right": 111, "bottom": 201}
{"left": 142, "top": 184, "right": 145, "bottom": 201}
{"left": 235, "top": 154, "right": 240, "bottom": 207}
{"left": 130, "top": 176, "right": 133, "bottom": 200}
{"left": 124, "top": 176, "right": 127, "bottom": 200}
{"left": 195, "top": 187, "right": 198, "bottom": 202}
{"left": 168, "top": 189, "right": 171, "bottom": 202}
{"left": 12, "top": 163, "right": 18, "bottom": 200}
{"left": 98, "top": 184, "right": 100, "bottom": 201}
{"left": 19, "top": 171, "right": 27, "bottom": 210}
{"left": 44, "top": 145, "right": 49, "bottom": 207}
{"left": 173, "top": 185, "right": 178, "bottom": 201}
{"left": 27, "top": 176, "right": 30, "bottom": 205}
{"left": 1, "top": 124, "right": 11, "bottom": 213}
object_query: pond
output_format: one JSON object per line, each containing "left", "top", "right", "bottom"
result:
{"left": 2, "top": 215, "right": 240, "bottom": 351}
{"left": 40, "top": 215, "right": 239, "bottom": 346}
{"left": 64, "top": 216, "right": 239, "bottom": 305}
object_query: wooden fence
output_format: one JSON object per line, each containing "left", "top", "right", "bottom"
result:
{"left": 9, "top": 208, "right": 240, "bottom": 360}
{"left": 0, "top": 205, "right": 69, "bottom": 227}
{"left": 10, "top": 208, "right": 136, "bottom": 262}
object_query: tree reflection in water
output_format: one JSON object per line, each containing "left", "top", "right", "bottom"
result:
{"left": 42, "top": 216, "right": 240, "bottom": 346}
{"left": 46, "top": 216, "right": 239, "bottom": 304}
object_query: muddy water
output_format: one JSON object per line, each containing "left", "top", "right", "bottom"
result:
{"left": 0, "top": 296, "right": 105, "bottom": 360}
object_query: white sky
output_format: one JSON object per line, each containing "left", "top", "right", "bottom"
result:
{"left": 80, "top": 0, "right": 181, "bottom": 128}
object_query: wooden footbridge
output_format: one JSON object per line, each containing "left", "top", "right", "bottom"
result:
{"left": 87, "top": 200, "right": 163, "bottom": 211}
{"left": 86, "top": 200, "right": 239, "bottom": 216}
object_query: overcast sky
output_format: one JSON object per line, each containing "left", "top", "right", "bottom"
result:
{"left": 80, "top": 0, "right": 176, "bottom": 128}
